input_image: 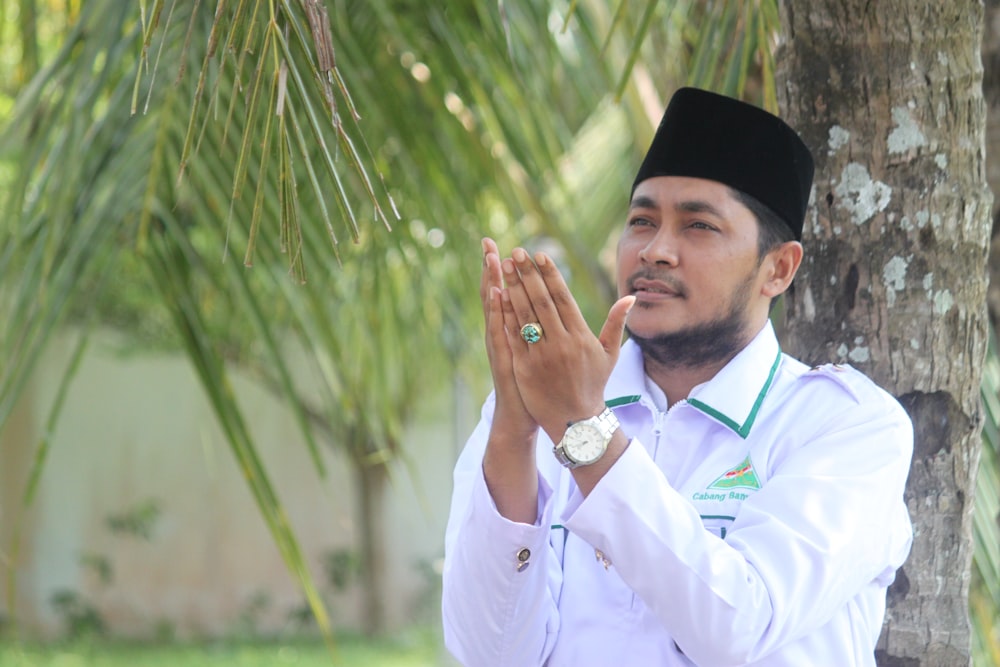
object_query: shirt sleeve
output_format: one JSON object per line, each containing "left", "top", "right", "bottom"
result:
{"left": 442, "top": 393, "right": 564, "bottom": 666}
{"left": 563, "top": 387, "right": 913, "bottom": 666}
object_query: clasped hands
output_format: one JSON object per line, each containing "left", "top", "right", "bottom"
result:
{"left": 480, "top": 237, "right": 635, "bottom": 446}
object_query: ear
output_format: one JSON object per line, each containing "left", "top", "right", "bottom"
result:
{"left": 761, "top": 241, "right": 803, "bottom": 298}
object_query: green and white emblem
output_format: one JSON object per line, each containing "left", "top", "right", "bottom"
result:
{"left": 707, "top": 454, "right": 761, "bottom": 490}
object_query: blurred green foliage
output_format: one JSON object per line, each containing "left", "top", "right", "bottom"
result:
{"left": 0, "top": 632, "right": 443, "bottom": 667}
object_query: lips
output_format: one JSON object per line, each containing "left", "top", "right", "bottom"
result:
{"left": 629, "top": 274, "right": 685, "bottom": 299}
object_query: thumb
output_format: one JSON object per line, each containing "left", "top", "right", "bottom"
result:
{"left": 598, "top": 295, "right": 636, "bottom": 356}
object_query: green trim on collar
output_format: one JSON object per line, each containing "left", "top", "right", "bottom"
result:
{"left": 687, "top": 348, "right": 782, "bottom": 439}
{"left": 605, "top": 395, "right": 641, "bottom": 408}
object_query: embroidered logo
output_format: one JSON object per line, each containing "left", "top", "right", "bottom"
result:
{"left": 707, "top": 455, "right": 761, "bottom": 491}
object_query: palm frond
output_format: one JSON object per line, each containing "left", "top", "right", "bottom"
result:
{"left": 1, "top": 0, "right": 811, "bottom": 639}
{"left": 973, "top": 326, "right": 1000, "bottom": 663}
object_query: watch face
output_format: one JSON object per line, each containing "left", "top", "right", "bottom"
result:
{"left": 563, "top": 423, "right": 607, "bottom": 465}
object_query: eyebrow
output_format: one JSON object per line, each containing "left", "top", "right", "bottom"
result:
{"left": 628, "top": 195, "right": 726, "bottom": 219}
{"left": 675, "top": 199, "right": 725, "bottom": 218}
{"left": 629, "top": 195, "right": 658, "bottom": 211}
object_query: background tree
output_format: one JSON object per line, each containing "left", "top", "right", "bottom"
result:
{"left": 778, "top": 1, "right": 993, "bottom": 664}
{"left": 0, "top": 0, "right": 693, "bottom": 637}
{"left": 985, "top": 0, "right": 1000, "bottom": 335}
{"left": 972, "top": 0, "right": 1000, "bottom": 659}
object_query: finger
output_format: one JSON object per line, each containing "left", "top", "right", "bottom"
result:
{"left": 480, "top": 238, "right": 502, "bottom": 316}
{"left": 481, "top": 240, "right": 515, "bottom": 365}
{"left": 532, "top": 251, "right": 586, "bottom": 332}
{"left": 483, "top": 253, "right": 504, "bottom": 318}
{"left": 509, "top": 247, "right": 566, "bottom": 335}
{"left": 488, "top": 287, "right": 529, "bottom": 404}
{"left": 479, "top": 238, "right": 489, "bottom": 305}
{"left": 499, "top": 286, "right": 530, "bottom": 350}
{"left": 501, "top": 256, "right": 540, "bottom": 332}
{"left": 598, "top": 295, "right": 636, "bottom": 358}
{"left": 486, "top": 286, "right": 509, "bottom": 354}
{"left": 487, "top": 287, "right": 520, "bottom": 383}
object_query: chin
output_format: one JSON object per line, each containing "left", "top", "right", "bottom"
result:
{"left": 624, "top": 317, "right": 681, "bottom": 341}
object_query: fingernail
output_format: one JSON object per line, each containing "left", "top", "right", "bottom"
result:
{"left": 512, "top": 248, "right": 526, "bottom": 262}
{"left": 502, "top": 259, "right": 515, "bottom": 274}
{"left": 535, "top": 253, "right": 547, "bottom": 266}
{"left": 481, "top": 238, "right": 489, "bottom": 254}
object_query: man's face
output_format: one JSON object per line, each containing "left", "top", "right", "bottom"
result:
{"left": 617, "top": 176, "right": 772, "bottom": 367}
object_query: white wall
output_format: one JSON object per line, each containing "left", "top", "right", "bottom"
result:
{"left": 0, "top": 329, "right": 478, "bottom": 640}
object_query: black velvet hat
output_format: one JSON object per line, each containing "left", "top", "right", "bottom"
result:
{"left": 632, "top": 87, "right": 815, "bottom": 241}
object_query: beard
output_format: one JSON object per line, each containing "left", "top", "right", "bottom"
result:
{"left": 625, "top": 273, "right": 755, "bottom": 370}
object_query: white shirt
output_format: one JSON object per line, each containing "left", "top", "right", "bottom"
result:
{"left": 442, "top": 322, "right": 913, "bottom": 666}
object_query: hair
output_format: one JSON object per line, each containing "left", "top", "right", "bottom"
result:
{"left": 729, "top": 188, "right": 795, "bottom": 259}
{"left": 729, "top": 188, "right": 797, "bottom": 312}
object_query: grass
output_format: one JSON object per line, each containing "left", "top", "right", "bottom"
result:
{"left": 0, "top": 631, "right": 452, "bottom": 666}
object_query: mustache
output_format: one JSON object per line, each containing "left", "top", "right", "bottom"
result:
{"left": 626, "top": 268, "right": 687, "bottom": 297}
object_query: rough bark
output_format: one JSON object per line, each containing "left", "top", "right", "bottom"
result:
{"left": 777, "top": 2, "right": 993, "bottom": 665}
{"left": 983, "top": 0, "right": 1000, "bottom": 329}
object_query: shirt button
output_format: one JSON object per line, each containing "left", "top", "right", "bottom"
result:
{"left": 516, "top": 547, "right": 531, "bottom": 572}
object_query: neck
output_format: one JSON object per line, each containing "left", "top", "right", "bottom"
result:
{"left": 643, "top": 353, "right": 737, "bottom": 408}
{"left": 635, "top": 316, "right": 769, "bottom": 406}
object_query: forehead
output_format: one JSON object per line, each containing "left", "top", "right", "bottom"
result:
{"left": 630, "top": 176, "right": 744, "bottom": 212}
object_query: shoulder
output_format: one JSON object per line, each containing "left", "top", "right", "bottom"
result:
{"left": 765, "top": 358, "right": 913, "bottom": 465}
{"left": 776, "top": 356, "right": 909, "bottom": 422}
{"left": 795, "top": 361, "right": 865, "bottom": 401}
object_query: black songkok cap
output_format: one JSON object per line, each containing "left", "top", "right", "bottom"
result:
{"left": 632, "top": 87, "right": 815, "bottom": 241}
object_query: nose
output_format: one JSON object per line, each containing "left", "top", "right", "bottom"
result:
{"left": 637, "top": 227, "right": 679, "bottom": 266}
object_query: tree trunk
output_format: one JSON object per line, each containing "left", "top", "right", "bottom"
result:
{"left": 777, "top": 2, "right": 992, "bottom": 665}
{"left": 982, "top": 0, "right": 1000, "bottom": 330}
{"left": 17, "top": 0, "right": 40, "bottom": 84}
{"left": 354, "top": 455, "right": 389, "bottom": 636}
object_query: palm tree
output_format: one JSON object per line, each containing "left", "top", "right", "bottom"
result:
{"left": 1, "top": 0, "right": 996, "bottom": 659}
{"left": 778, "top": 1, "right": 995, "bottom": 663}
{"left": 0, "top": 0, "right": 688, "bottom": 637}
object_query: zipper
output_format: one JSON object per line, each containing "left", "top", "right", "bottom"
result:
{"left": 652, "top": 406, "right": 666, "bottom": 436}
{"left": 651, "top": 399, "right": 687, "bottom": 461}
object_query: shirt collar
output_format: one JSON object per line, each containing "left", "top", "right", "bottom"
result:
{"left": 685, "top": 322, "right": 782, "bottom": 438}
{"left": 604, "top": 338, "right": 647, "bottom": 408}
{"left": 605, "top": 321, "right": 783, "bottom": 438}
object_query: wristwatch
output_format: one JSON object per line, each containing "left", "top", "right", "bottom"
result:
{"left": 554, "top": 407, "right": 620, "bottom": 468}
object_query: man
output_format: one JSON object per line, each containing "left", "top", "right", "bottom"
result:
{"left": 442, "top": 87, "right": 913, "bottom": 666}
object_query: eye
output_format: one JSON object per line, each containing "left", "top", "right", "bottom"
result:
{"left": 688, "top": 220, "right": 717, "bottom": 232}
{"left": 627, "top": 216, "right": 654, "bottom": 228}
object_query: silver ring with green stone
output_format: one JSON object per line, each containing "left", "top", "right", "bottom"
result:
{"left": 520, "top": 322, "right": 543, "bottom": 344}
